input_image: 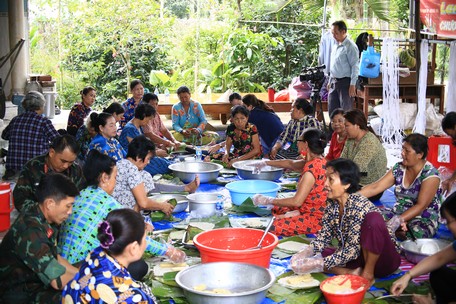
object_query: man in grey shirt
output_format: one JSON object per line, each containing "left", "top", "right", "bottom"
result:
{"left": 328, "top": 20, "right": 359, "bottom": 116}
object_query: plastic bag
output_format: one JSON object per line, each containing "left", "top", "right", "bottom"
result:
{"left": 359, "top": 46, "right": 381, "bottom": 78}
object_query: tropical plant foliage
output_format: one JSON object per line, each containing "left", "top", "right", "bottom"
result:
{"left": 29, "top": 0, "right": 413, "bottom": 109}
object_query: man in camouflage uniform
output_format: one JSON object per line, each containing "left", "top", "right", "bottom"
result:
{"left": 0, "top": 173, "right": 80, "bottom": 303}
{"left": 13, "top": 134, "right": 86, "bottom": 212}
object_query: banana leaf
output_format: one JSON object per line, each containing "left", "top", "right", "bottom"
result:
{"left": 230, "top": 197, "right": 272, "bottom": 216}
{"left": 281, "top": 182, "right": 298, "bottom": 191}
{"left": 150, "top": 199, "right": 178, "bottom": 222}
{"left": 268, "top": 289, "right": 322, "bottom": 304}
{"left": 211, "top": 159, "right": 229, "bottom": 168}
{"left": 185, "top": 225, "right": 204, "bottom": 242}
{"left": 154, "top": 271, "right": 180, "bottom": 287}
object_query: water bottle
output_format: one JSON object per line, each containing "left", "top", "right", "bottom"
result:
{"left": 154, "top": 88, "right": 159, "bottom": 95}
{"left": 195, "top": 146, "right": 202, "bottom": 161}
{"left": 215, "top": 195, "right": 224, "bottom": 216}
{"left": 164, "top": 88, "right": 170, "bottom": 103}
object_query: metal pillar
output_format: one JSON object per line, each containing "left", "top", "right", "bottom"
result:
{"left": 8, "top": 0, "right": 27, "bottom": 95}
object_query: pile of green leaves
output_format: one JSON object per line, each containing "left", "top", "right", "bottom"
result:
{"left": 230, "top": 197, "right": 272, "bottom": 216}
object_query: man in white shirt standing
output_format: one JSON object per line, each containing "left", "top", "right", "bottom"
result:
{"left": 328, "top": 20, "right": 359, "bottom": 116}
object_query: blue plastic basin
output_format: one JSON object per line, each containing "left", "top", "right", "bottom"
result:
{"left": 225, "top": 180, "right": 280, "bottom": 206}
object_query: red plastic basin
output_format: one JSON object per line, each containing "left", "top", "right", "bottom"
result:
{"left": 320, "top": 274, "right": 369, "bottom": 304}
{"left": 193, "top": 227, "right": 278, "bottom": 268}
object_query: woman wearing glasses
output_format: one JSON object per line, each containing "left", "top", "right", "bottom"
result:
{"left": 326, "top": 108, "right": 347, "bottom": 161}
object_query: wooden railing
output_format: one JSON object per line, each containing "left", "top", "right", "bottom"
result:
{"left": 157, "top": 92, "right": 292, "bottom": 124}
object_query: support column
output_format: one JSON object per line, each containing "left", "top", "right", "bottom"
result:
{"left": 8, "top": 0, "right": 27, "bottom": 95}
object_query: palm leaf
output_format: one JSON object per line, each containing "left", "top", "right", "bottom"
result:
{"left": 364, "top": 0, "right": 391, "bottom": 22}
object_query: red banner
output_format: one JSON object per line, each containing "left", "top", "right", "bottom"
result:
{"left": 420, "top": 0, "right": 456, "bottom": 38}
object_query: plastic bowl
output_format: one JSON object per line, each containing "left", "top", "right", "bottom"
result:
{"left": 320, "top": 275, "right": 369, "bottom": 304}
{"left": 225, "top": 180, "right": 280, "bottom": 206}
{"left": 193, "top": 228, "right": 279, "bottom": 268}
{"left": 175, "top": 262, "right": 275, "bottom": 304}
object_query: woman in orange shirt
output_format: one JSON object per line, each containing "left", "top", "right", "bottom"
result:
{"left": 253, "top": 128, "right": 327, "bottom": 236}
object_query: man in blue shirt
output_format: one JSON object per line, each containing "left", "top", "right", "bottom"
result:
{"left": 328, "top": 20, "right": 359, "bottom": 116}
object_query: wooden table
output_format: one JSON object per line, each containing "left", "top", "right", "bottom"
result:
{"left": 158, "top": 102, "right": 292, "bottom": 124}
{"left": 355, "top": 84, "right": 445, "bottom": 117}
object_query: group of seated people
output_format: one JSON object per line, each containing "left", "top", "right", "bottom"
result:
{"left": 2, "top": 80, "right": 456, "bottom": 302}
{"left": 0, "top": 134, "right": 190, "bottom": 302}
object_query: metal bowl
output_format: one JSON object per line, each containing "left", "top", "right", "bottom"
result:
{"left": 401, "top": 239, "right": 451, "bottom": 264}
{"left": 187, "top": 193, "right": 222, "bottom": 217}
{"left": 169, "top": 161, "right": 223, "bottom": 183}
{"left": 148, "top": 194, "right": 188, "bottom": 213}
{"left": 175, "top": 262, "right": 275, "bottom": 304}
{"left": 232, "top": 160, "right": 283, "bottom": 181}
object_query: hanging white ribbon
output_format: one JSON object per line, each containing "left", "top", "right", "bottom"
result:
{"left": 447, "top": 41, "right": 456, "bottom": 113}
{"left": 381, "top": 38, "right": 403, "bottom": 146}
{"left": 413, "top": 40, "right": 428, "bottom": 134}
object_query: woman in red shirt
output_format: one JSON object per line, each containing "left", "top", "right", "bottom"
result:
{"left": 326, "top": 108, "right": 347, "bottom": 161}
{"left": 253, "top": 128, "right": 327, "bottom": 236}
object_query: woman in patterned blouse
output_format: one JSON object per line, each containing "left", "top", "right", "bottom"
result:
{"left": 62, "top": 209, "right": 159, "bottom": 303}
{"left": 89, "top": 112, "right": 126, "bottom": 161}
{"left": 58, "top": 150, "right": 185, "bottom": 281}
{"left": 207, "top": 105, "right": 261, "bottom": 167}
{"left": 360, "top": 133, "right": 442, "bottom": 240}
{"left": 270, "top": 98, "right": 322, "bottom": 160}
{"left": 290, "top": 158, "right": 400, "bottom": 285}
{"left": 119, "top": 79, "right": 144, "bottom": 129}
{"left": 66, "top": 86, "right": 96, "bottom": 136}
{"left": 252, "top": 129, "right": 327, "bottom": 236}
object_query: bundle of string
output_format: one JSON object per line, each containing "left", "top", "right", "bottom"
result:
{"left": 99, "top": 220, "right": 115, "bottom": 249}
{"left": 413, "top": 39, "right": 429, "bottom": 135}
{"left": 447, "top": 41, "right": 456, "bottom": 113}
{"left": 381, "top": 37, "right": 403, "bottom": 148}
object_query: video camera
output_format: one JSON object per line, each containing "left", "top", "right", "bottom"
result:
{"left": 299, "top": 65, "right": 326, "bottom": 83}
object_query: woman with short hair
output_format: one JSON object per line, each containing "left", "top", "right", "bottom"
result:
{"left": 171, "top": 85, "right": 218, "bottom": 145}
{"left": 112, "top": 135, "right": 199, "bottom": 213}
{"left": 1, "top": 91, "right": 59, "bottom": 179}
{"left": 290, "top": 158, "right": 401, "bottom": 285}
{"left": 119, "top": 103, "right": 172, "bottom": 175}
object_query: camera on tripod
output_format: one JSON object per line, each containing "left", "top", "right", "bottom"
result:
{"left": 299, "top": 65, "right": 326, "bottom": 85}
{"left": 298, "top": 65, "right": 327, "bottom": 131}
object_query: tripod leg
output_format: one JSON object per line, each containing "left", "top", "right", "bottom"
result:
{"left": 317, "top": 97, "right": 327, "bottom": 133}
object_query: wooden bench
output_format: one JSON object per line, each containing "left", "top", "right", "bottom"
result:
{"left": 157, "top": 101, "right": 292, "bottom": 124}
